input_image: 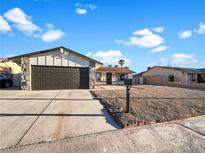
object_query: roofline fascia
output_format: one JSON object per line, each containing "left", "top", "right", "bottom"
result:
{"left": 7, "top": 46, "right": 103, "bottom": 65}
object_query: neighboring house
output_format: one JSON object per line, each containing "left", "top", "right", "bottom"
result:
{"left": 133, "top": 66, "right": 205, "bottom": 85}
{"left": 0, "top": 60, "right": 21, "bottom": 86}
{"left": 133, "top": 71, "right": 145, "bottom": 85}
{"left": 7, "top": 46, "right": 103, "bottom": 90}
{"left": 96, "top": 65, "right": 135, "bottom": 85}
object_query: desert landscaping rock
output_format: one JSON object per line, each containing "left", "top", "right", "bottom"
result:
{"left": 94, "top": 85, "right": 205, "bottom": 127}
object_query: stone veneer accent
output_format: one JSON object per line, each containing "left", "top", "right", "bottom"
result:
{"left": 89, "top": 61, "right": 96, "bottom": 89}
{"left": 21, "top": 57, "right": 31, "bottom": 90}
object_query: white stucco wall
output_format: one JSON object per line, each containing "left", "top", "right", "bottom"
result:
{"left": 29, "top": 49, "right": 89, "bottom": 67}
{"left": 98, "top": 72, "right": 131, "bottom": 82}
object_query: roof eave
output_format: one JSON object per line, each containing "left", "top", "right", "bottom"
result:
{"left": 7, "top": 46, "right": 103, "bottom": 65}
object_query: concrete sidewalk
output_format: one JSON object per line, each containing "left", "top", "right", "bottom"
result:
{"left": 1, "top": 115, "right": 205, "bottom": 153}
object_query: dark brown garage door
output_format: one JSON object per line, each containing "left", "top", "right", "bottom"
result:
{"left": 31, "top": 66, "right": 89, "bottom": 90}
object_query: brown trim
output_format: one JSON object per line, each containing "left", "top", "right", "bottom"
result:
{"left": 7, "top": 46, "right": 103, "bottom": 65}
{"left": 30, "top": 65, "right": 89, "bottom": 69}
{"left": 61, "top": 55, "right": 63, "bottom": 66}
{"left": 96, "top": 67, "right": 135, "bottom": 74}
{"left": 45, "top": 55, "right": 47, "bottom": 66}
{"left": 37, "top": 56, "right": 38, "bottom": 66}
{"left": 68, "top": 53, "right": 69, "bottom": 66}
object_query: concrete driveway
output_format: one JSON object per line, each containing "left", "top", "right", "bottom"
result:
{"left": 0, "top": 90, "right": 119, "bottom": 149}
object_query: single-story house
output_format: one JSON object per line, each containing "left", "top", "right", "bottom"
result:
{"left": 96, "top": 65, "right": 135, "bottom": 84}
{"left": 133, "top": 66, "right": 205, "bottom": 85}
{"left": 6, "top": 46, "right": 103, "bottom": 90}
{"left": 132, "top": 71, "right": 146, "bottom": 85}
{"left": 0, "top": 60, "right": 21, "bottom": 86}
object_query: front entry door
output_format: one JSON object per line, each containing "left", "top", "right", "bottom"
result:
{"left": 106, "top": 73, "right": 112, "bottom": 84}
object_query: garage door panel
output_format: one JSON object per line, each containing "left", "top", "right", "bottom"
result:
{"left": 31, "top": 66, "right": 89, "bottom": 90}
{"left": 79, "top": 67, "right": 89, "bottom": 89}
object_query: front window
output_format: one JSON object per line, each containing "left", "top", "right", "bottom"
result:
{"left": 168, "top": 75, "right": 174, "bottom": 82}
{"left": 188, "top": 73, "right": 196, "bottom": 82}
{"left": 0, "top": 75, "right": 4, "bottom": 80}
{"left": 120, "top": 74, "right": 125, "bottom": 81}
{"left": 96, "top": 72, "right": 101, "bottom": 81}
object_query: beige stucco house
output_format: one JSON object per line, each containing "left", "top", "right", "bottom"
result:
{"left": 0, "top": 60, "right": 21, "bottom": 86}
{"left": 6, "top": 46, "right": 103, "bottom": 90}
{"left": 133, "top": 66, "right": 205, "bottom": 85}
{"left": 96, "top": 66, "right": 135, "bottom": 84}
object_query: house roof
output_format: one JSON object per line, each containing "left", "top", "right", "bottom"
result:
{"left": 96, "top": 66, "right": 135, "bottom": 74}
{"left": 155, "top": 66, "right": 205, "bottom": 73}
{"left": 7, "top": 46, "right": 103, "bottom": 65}
{"left": 197, "top": 68, "right": 205, "bottom": 72}
{"left": 133, "top": 71, "right": 146, "bottom": 77}
{"left": 134, "top": 66, "right": 205, "bottom": 76}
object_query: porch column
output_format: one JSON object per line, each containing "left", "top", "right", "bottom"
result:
{"left": 196, "top": 73, "right": 198, "bottom": 84}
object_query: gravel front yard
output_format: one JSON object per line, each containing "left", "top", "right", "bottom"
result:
{"left": 93, "top": 85, "right": 205, "bottom": 127}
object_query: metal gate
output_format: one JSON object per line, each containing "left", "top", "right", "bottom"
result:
{"left": 31, "top": 66, "right": 89, "bottom": 90}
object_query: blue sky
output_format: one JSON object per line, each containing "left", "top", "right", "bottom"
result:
{"left": 0, "top": 0, "right": 205, "bottom": 72}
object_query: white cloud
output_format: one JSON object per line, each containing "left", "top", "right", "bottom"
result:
{"left": 159, "top": 57, "right": 167, "bottom": 64}
{"left": 194, "top": 22, "right": 205, "bottom": 34}
{"left": 133, "top": 28, "right": 153, "bottom": 36}
{"left": 171, "top": 53, "right": 194, "bottom": 59}
{"left": 171, "top": 53, "right": 197, "bottom": 65}
{"left": 116, "top": 28, "right": 164, "bottom": 48}
{"left": 46, "top": 23, "right": 54, "bottom": 29}
{"left": 86, "top": 52, "right": 92, "bottom": 56}
{"left": 75, "top": 8, "right": 87, "bottom": 15}
{"left": 89, "top": 4, "right": 96, "bottom": 10}
{"left": 126, "top": 34, "right": 164, "bottom": 48}
{"left": 5, "top": 54, "right": 17, "bottom": 57}
{"left": 178, "top": 30, "right": 192, "bottom": 39}
{"left": 87, "top": 50, "right": 131, "bottom": 66}
{"left": 114, "top": 39, "right": 124, "bottom": 44}
{"left": 152, "top": 27, "right": 164, "bottom": 33}
{"left": 0, "top": 15, "right": 12, "bottom": 33}
{"left": 75, "top": 3, "right": 96, "bottom": 15}
{"left": 8, "top": 33, "right": 14, "bottom": 36}
{"left": 149, "top": 57, "right": 168, "bottom": 67}
{"left": 2, "top": 8, "right": 65, "bottom": 42}
{"left": 4, "top": 8, "right": 41, "bottom": 35}
{"left": 75, "top": 3, "right": 80, "bottom": 7}
{"left": 150, "top": 45, "right": 168, "bottom": 53}
{"left": 149, "top": 53, "right": 198, "bottom": 67}
{"left": 41, "top": 29, "right": 65, "bottom": 42}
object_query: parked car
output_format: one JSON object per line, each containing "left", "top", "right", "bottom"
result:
{"left": 0, "top": 74, "right": 13, "bottom": 88}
